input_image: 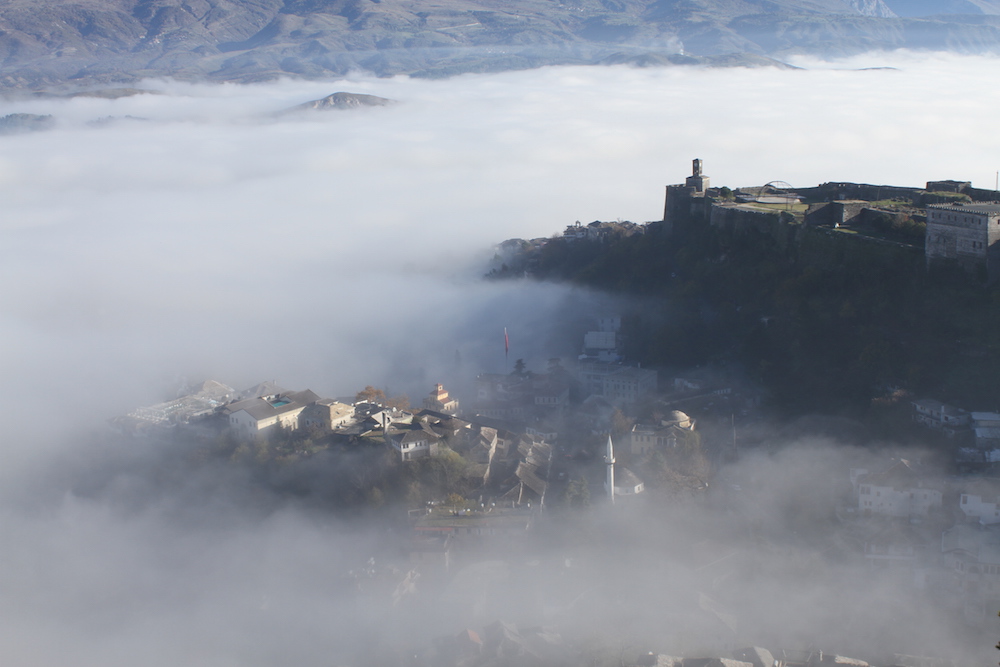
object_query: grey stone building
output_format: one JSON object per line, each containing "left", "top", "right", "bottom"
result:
{"left": 663, "top": 158, "right": 713, "bottom": 227}
{"left": 926, "top": 201, "right": 1000, "bottom": 280}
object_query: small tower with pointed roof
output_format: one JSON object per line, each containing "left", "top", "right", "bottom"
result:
{"left": 424, "top": 383, "right": 460, "bottom": 415}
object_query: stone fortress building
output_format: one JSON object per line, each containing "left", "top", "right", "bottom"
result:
{"left": 663, "top": 158, "right": 712, "bottom": 227}
{"left": 662, "top": 159, "right": 1000, "bottom": 281}
{"left": 925, "top": 201, "right": 1000, "bottom": 278}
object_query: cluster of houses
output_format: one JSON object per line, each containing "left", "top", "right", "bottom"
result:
{"left": 910, "top": 397, "right": 1000, "bottom": 467}
{"left": 846, "top": 455, "right": 1000, "bottom": 622}
{"left": 109, "top": 317, "right": 773, "bottom": 583}
{"left": 112, "top": 376, "right": 568, "bottom": 508}
{"left": 108, "top": 307, "right": 740, "bottom": 525}
{"left": 562, "top": 219, "right": 645, "bottom": 243}
{"left": 428, "top": 623, "right": 945, "bottom": 667}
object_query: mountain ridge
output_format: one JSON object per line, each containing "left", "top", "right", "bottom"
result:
{"left": 0, "top": 0, "right": 998, "bottom": 89}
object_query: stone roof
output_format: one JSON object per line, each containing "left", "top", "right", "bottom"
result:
{"left": 664, "top": 410, "right": 693, "bottom": 428}
{"left": 615, "top": 466, "right": 644, "bottom": 490}
{"left": 859, "top": 459, "right": 933, "bottom": 490}
{"left": 225, "top": 389, "right": 320, "bottom": 420}
{"left": 928, "top": 201, "right": 1000, "bottom": 215}
{"left": 391, "top": 425, "right": 442, "bottom": 445}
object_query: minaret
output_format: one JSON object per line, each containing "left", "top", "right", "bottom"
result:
{"left": 605, "top": 434, "right": 615, "bottom": 505}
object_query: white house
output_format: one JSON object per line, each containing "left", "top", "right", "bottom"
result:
{"left": 960, "top": 493, "right": 1000, "bottom": 525}
{"left": 972, "top": 412, "right": 1000, "bottom": 449}
{"left": 576, "top": 361, "right": 657, "bottom": 404}
{"left": 224, "top": 389, "right": 321, "bottom": 439}
{"left": 912, "top": 398, "right": 970, "bottom": 436}
{"left": 387, "top": 426, "right": 442, "bottom": 461}
{"left": 959, "top": 480, "right": 1000, "bottom": 525}
{"left": 583, "top": 330, "right": 616, "bottom": 351}
{"left": 533, "top": 383, "right": 569, "bottom": 409}
{"left": 941, "top": 524, "right": 1000, "bottom": 601}
{"left": 857, "top": 459, "right": 942, "bottom": 520}
{"left": 630, "top": 410, "right": 695, "bottom": 457}
{"left": 614, "top": 467, "right": 645, "bottom": 496}
{"left": 525, "top": 421, "right": 558, "bottom": 442}
{"left": 862, "top": 522, "right": 919, "bottom": 569}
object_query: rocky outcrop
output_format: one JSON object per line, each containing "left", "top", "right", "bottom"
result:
{"left": 283, "top": 92, "right": 396, "bottom": 113}
{"left": 848, "top": 0, "right": 897, "bottom": 18}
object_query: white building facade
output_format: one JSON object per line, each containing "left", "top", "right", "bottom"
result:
{"left": 859, "top": 482, "right": 942, "bottom": 519}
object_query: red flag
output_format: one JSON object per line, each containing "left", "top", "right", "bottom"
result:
{"left": 504, "top": 328, "right": 509, "bottom": 359}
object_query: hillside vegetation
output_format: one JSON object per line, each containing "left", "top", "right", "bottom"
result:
{"left": 492, "top": 216, "right": 1000, "bottom": 418}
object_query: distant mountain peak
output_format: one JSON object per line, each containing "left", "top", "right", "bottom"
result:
{"left": 285, "top": 92, "right": 396, "bottom": 113}
{"left": 1, "top": 0, "right": 999, "bottom": 89}
{"left": 848, "top": 0, "right": 897, "bottom": 17}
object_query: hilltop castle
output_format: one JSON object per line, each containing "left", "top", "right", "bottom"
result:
{"left": 663, "top": 159, "right": 1000, "bottom": 281}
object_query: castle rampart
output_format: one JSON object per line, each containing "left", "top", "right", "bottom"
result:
{"left": 661, "top": 160, "right": 1000, "bottom": 280}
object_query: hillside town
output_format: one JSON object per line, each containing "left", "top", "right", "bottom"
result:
{"left": 494, "top": 159, "right": 1000, "bottom": 286}
{"left": 109, "top": 295, "right": 1000, "bottom": 666}
{"left": 100, "top": 162, "right": 1000, "bottom": 667}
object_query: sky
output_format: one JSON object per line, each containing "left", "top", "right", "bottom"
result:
{"left": 0, "top": 50, "right": 999, "bottom": 665}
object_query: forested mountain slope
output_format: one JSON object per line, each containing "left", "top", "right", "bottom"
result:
{"left": 490, "top": 217, "right": 1000, "bottom": 418}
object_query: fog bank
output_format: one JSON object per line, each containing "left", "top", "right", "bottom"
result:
{"left": 0, "top": 52, "right": 997, "bottom": 665}
{"left": 3, "top": 53, "right": 1000, "bottom": 454}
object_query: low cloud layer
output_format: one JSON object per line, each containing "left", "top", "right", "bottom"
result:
{"left": 0, "top": 52, "right": 998, "bottom": 665}
{"left": 4, "top": 53, "right": 1000, "bottom": 450}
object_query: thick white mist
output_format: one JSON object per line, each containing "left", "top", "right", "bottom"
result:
{"left": 2, "top": 52, "right": 999, "bottom": 455}
{"left": 0, "top": 50, "right": 996, "bottom": 667}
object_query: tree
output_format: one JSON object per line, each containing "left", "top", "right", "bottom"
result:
{"left": 355, "top": 385, "right": 387, "bottom": 404}
{"left": 563, "top": 476, "right": 591, "bottom": 509}
{"left": 610, "top": 408, "right": 634, "bottom": 438}
{"left": 385, "top": 394, "right": 410, "bottom": 411}
{"left": 366, "top": 486, "right": 385, "bottom": 509}
{"left": 512, "top": 359, "right": 527, "bottom": 376}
